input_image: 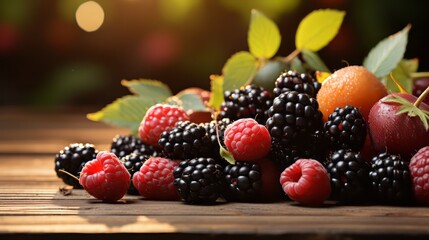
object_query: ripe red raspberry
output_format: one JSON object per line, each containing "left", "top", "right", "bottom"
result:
{"left": 224, "top": 118, "right": 271, "bottom": 161}
{"left": 80, "top": 151, "right": 130, "bottom": 202}
{"left": 410, "top": 146, "right": 429, "bottom": 205}
{"left": 132, "top": 157, "right": 180, "bottom": 200}
{"left": 280, "top": 159, "right": 331, "bottom": 206}
{"left": 139, "top": 104, "right": 189, "bottom": 147}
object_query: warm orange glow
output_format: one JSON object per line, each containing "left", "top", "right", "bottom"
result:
{"left": 75, "top": 1, "right": 104, "bottom": 32}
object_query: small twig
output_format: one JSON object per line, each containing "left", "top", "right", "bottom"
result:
{"left": 414, "top": 86, "right": 429, "bottom": 107}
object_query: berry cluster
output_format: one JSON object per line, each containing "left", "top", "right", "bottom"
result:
{"left": 54, "top": 67, "right": 429, "bottom": 207}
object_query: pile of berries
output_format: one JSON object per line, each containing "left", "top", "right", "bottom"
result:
{"left": 54, "top": 67, "right": 429, "bottom": 207}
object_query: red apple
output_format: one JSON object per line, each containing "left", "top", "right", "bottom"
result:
{"left": 368, "top": 92, "right": 429, "bottom": 160}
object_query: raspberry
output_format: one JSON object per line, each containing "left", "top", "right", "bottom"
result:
{"left": 274, "top": 70, "right": 321, "bottom": 98}
{"left": 224, "top": 118, "right": 271, "bottom": 161}
{"left": 409, "top": 146, "right": 429, "bottom": 205}
{"left": 79, "top": 151, "right": 130, "bottom": 202}
{"left": 219, "top": 84, "right": 273, "bottom": 124}
{"left": 111, "top": 135, "right": 159, "bottom": 158}
{"left": 324, "top": 105, "right": 366, "bottom": 151}
{"left": 280, "top": 159, "right": 331, "bottom": 206}
{"left": 55, "top": 143, "right": 98, "bottom": 188}
{"left": 139, "top": 104, "right": 189, "bottom": 147}
{"left": 173, "top": 157, "right": 224, "bottom": 204}
{"left": 132, "top": 157, "right": 180, "bottom": 200}
{"left": 369, "top": 153, "right": 411, "bottom": 204}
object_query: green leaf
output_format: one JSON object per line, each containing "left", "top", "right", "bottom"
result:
{"left": 222, "top": 51, "right": 258, "bottom": 91}
{"left": 208, "top": 75, "right": 224, "bottom": 111}
{"left": 363, "top": 25, "right": 411, "bottom": 78}
{"left": 383, "top": 95, "right": 429, "bottom": 130}
{"left": 220, "top": 146, "right": 236, "bottom": 165}
{"left": 386, "top": 59, "right": 418, "bottom": 93}
{"left": 301, "top": 48, "right": 330, "bottom": 72}
{"left": 176, "top": 92, "right": 207, "bottom": 112}
{"left": 121, "top": 79, "right": 172, "bottom": 102}
{"left": 290, "top": 57, "right": 306, "bottom": 73}
{"left": 295, "top": 9, "right": 345, "bottom": 51}
{"left": 87, "top": 95, "right": 154, "bottom": 133}
{"left": 248, "top": 9, "right": 281, "bottom": 59}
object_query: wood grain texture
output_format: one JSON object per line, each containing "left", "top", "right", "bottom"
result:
{"left": 1, "top": 109, "right": 429, "bottom": 240}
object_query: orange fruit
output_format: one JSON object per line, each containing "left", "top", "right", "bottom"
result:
{"left": 317, "top": 66, "right": 387, "bottom": 122}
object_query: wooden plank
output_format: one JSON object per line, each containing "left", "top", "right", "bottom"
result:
{"left": 1, "top": 215, "right": 429, "bottom": 235}
{"left": 2, "top": 110, "right": 429, "bottom": 239}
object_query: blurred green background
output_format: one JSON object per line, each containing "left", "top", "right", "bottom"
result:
{"left": 1, "top": 0, "right": 429, "bottom": 108}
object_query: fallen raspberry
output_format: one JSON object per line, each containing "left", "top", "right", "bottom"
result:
{"left": 410, "top": 146, "right": 429, "bottom": 205}
{"left": 224, "top": 118, "right": 271, "bottom": 161}
{"left": 133, "top": 157, "right": 180, "bottom": 200}
{"left": 79, "top": 151, "right": 130, "bottom": 202}
{"left": 139, "top": 104, "right": 189, "bottom": 147}
{"left": 280, "top": 159, "right": 331, "bottom": 206}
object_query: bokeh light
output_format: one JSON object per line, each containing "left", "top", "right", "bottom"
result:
{"left": 75, "top": 1, "right": 104, "bottom": 32}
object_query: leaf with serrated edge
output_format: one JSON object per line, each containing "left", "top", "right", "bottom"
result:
{"left": 208, "top": 75, "right": 224, "bottom": 111}
{"left": 248, "top": 9, "right": 281, "bottom": 59}
{"left": 363, "top": 25, "right": 411, "bottom": 78}
{"left": 220, "top": 146, "right": 236, "bottom": 165}
{"left": 383, "top": 95, "right": 429, "bottom": 130}
{"left": 121, "top": 79, "right": 172, "bottom": 102}
{"left": 301, "top": 48, "right": 330, "bottom": 72}
{"left": 386, "top": 59, "right": 418, "bottom": 93}
{"left": 295, "top": 9, "right": 345, "bottom": 51}
{"left": 176, "top": 92, "right": 206, "bottom": 112}
{"left": 87, "top": 95, "right": 154, "bottom": 133}
{"left": 223, "top": 51, "right": 258, "bottom": 91}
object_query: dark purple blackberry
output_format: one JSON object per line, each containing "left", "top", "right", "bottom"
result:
{"left": 121, "top": 153, "right": 150, "bottom": 195}
{"left": 324, "top": 105, "right": 366, "bottom": 151}
{"left": 54, "top": 143, "right": 97, "bottom": 188}
{"left": 158, "top": 121, "right": 213, "bottom": 160}
{"left": 219, "top": 84, "right": 273, "bottom": 124}
{"left": 223, "top": 162, "right": 262, "bottom": 202}
{"left": 369, "top": 153, "right": 412, "bottom": 205}
{"left": 111, "top": 135, "right": 159, "bottom": 158}
{"left": 203, "top": 118, "right": 231, "bottom": 163}
{"left": 299, "top": 130, "right": 330, "bottom": 162}
{"left": 173, "top": 157, "right": 224, "bottom": 204}
{"left": 325, "top": 149, "right": 370, "bottom": 203}
{"left": 273, "top": 70, "right": 321, "bottom": 98}
{"left": 266, "top": 91, "right": 323, "bottom": 146}
{"left": 270, "top": 142, "right": 303, "bottom": 170}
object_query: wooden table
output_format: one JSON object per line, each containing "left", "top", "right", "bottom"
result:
{"left": 1, "top": 109, "right": 429, "bottom": 240}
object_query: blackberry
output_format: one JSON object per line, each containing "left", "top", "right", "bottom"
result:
{"left": 219, "top": 84, "right": 273, "bottom": 124}
{"left": 273, "top": 70, "right": 321, "bottom": 98}
{"left": 223, "top": 162, "right": 262, "bottom": 202}
{"left": 111, "top": 135, "right": 158, "bottom": 158}
{"left": 324, "top": 105, "right": 366, "bottom": 151}
{"left": 159, "top": 121, "right": 213, "bottom": 159}
{"left": 266, "top": 91, "right": 323, "bottom": 146}
{"left": 121, "top": 153, "right": 150, "bottom": 195}
{"left": 270, "top": 142, "right": 303, "bottom": 170}
{"left": 325, "top": 149, "right": 370, "bottom": 203}
{"left": 173, "top": 157, "right": 224, "bottom": 204}
{"left": 55, "top": 143, "right": 97, "bottom": 188}
{"left": 303, "top": 130, "right": 330, "bottom": 162}
{"left": 203, "top": 118, "right": 231, "bottom": 163}
{"left": 369, "top": 153, "right": 412, "bottom": 204}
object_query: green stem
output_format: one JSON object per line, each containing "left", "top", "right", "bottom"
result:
{"left": 278, "top": 49, "right": 301, "bottom": 64}
{"left": 414, "top": 86, "right": 429, "bottom": 107}
{"left": 59, "top": 169, "right": 80, "bottom": 182}
{"left": 411, "top": 72, "right": 429, "bottom": 79}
